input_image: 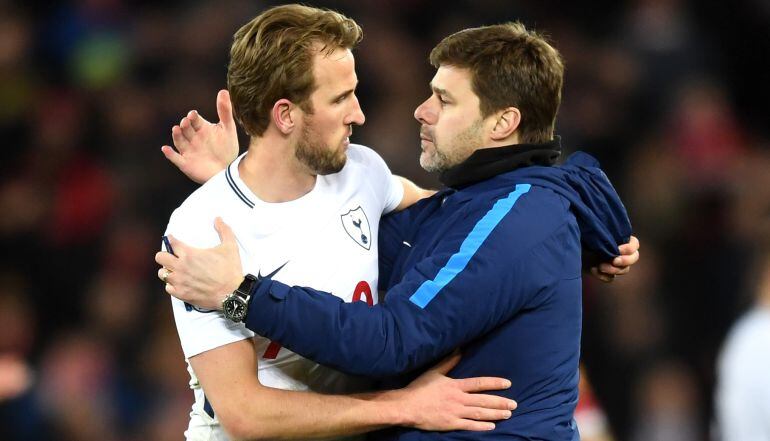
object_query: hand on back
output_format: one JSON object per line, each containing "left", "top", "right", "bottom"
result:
{"left": 162, "top": 89, "right": 240, "bottom": 184}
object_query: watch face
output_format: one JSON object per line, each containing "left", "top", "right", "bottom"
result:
{"left": 224, "top": 296, "right": 247, "bottom": 322}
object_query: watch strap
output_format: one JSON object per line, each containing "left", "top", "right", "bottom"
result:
{"left": 235, "top": 273, "right": 258, "bottom": 299}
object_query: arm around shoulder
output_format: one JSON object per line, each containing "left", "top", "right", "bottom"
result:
{"left": 396, "top": 176, "right": 436, "bottom": 211}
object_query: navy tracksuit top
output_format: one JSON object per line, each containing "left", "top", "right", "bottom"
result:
{"left": 244, "top": 142, "right": 632, "bottom": 440}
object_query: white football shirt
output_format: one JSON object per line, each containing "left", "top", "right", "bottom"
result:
{"left": 165, "top": 144, "right": 404, "bottom": 441}
{"left": 716, "top": 307, "right": 770, "bottom": 441}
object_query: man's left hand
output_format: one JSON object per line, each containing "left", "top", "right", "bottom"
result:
{"left": 590, "top": 235, "right": 640, "bottom": 282}
{"left": 156, "top": 217, "right": 243, "bottom": 310}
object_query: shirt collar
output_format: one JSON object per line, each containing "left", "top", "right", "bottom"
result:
{"left": 439, "top": 137, "right": 562, "bottom": 189}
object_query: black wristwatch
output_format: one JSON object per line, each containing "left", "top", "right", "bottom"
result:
{"left": 222, "top": 274, "right": 258, "bottom": 323}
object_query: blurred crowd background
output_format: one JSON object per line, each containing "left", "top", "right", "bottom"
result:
{"left": 1, "top": 0, "right": 768, "bottom": 440}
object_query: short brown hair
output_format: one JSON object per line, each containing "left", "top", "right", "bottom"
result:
{"left": 227, "top": 4, "right": 362, "bottom": 136}
{"left": 430, "top": 22, "right": 564, "bottom": 144}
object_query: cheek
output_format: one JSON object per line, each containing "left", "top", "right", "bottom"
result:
{"left": 435, "top": 115, "right": 464, "bottom": 143}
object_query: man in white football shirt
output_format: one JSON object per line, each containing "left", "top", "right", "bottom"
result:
{"left": 716, "top": 249, "right": 770, "bottom": 441}
{"left": 161, "top": 5, "right": 518, "bottom": 441}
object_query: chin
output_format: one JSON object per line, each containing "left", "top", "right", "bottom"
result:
{"left": 317, "top": 156, "right": 347, "bottom": 175}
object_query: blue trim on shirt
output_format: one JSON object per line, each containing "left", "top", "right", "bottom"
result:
{"left": 226, "top": 163, "right": 255, "bottom": 208}
{"left": 409, "top": 184, "right": 532, "bottom": 309}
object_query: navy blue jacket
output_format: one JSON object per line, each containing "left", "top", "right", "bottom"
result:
{"left": 244, "top": 149, "right": 632, "bottom": 440}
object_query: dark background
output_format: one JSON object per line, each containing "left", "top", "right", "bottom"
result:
{"left": 1, "top": 0, "right": 768, "bottom": 439}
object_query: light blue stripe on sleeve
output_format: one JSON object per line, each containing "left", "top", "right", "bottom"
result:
{"left": 409, "top": 183, "right": 531, "bottom": 309}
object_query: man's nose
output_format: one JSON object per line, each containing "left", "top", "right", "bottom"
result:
{"left": 347, "top": 95, "right": 365, "bottom": 126}
{"left": 414, "top": 98, "right": 435, "bottom": 124}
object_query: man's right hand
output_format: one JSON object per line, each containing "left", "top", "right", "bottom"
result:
{"left": 156, "top": 218, "right": 243, "bottom": 310}
{"left": 390, "top": 351, "right": 516, "bottom": 431}
{"left": 162, "top": 89, "right": 240, "bottom": 184}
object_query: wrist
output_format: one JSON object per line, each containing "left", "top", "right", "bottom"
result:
{"left": 221, "top": 274, "right": 258, "bottom": 323}
{"left": 370, "top": 388, "right": 414, "bottom": 427}
{"left": 226, "top": 274, "right": 243, "bottom": 295}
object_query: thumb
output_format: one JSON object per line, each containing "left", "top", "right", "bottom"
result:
{"left": 429, "top": 350, "right": 462, "bottom": 375}
{"left": 166, "top": 234, "right": 189, "bottom": 257}
{"left": 214, "top": 217, "right": 237, "bottom": 245}
{"left": 217, "top": 89, "right": 236, "bottom": 132}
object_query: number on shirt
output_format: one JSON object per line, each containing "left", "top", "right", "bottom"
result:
{"left": 261, "top": 281, "right": 374, "bottom": 359}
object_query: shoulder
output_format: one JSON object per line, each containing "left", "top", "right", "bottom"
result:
{"left": 165, "top": 171, "right": 233, "bottom": 247}
{"left": 464, "top": 181, "right": 572, "bottom": 234}
{"left": 346, "top": 143, "right": 381, "bottom": 162}
{"left": 457, "top": 181, "right": 578, "bottom": 262}
{"left": 343, "top": 144, "right": 389, "bottom": 172}
{"left": 720, "top": 311, "right": 770, "bottom": 368}
{"left": 327, "top": 143, "right": 396, "bottom": 197}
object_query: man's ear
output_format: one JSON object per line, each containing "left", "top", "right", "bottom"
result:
{"left": 490, "top": 107, "right": 521, "bottom": 141}
{"left": 272, "top": 99, "right": 299, "bottom": 135}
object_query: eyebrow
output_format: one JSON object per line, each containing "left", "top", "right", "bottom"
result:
{"left": 333, "top": 82, "right": 358, "bottom": 102}
{"left": 431, "top": 84, "right": 455, "bottom": 101}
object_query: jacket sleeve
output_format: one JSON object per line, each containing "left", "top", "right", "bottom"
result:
{"left": 244, "top": 188, "right": 577, "bottom": 377}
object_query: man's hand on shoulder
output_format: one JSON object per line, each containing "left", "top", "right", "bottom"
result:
{"left": 589, "top": 235, "right": 640, "bottom": 283}
{"left": 156, "top": 217, "right": 244, "bottom": 309}
{"left": 385, "top": 351, "right": 517, "bottom": 431}
{"left": 161, "top": 89, "right": 240, "bottom": 184}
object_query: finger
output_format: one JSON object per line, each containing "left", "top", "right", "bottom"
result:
{"left": 457, "top": 376, "right": 512, "bottom": 393}
{"left": 618, "top": 235, "right": 640, "bottom": 255}
{"left": 165, "top": 282, "right": 176, "bottom": 296}
{"left": 161, "top": 145, "right": 186, "bottom": 169}
{"left": 157, "top": 267, "right": 175, "bottom": 284}
{"left": 598, "top": 262, "right": 624, "bottom": 275}
{"left": 599, "top": 262, "right": 631, "bottom": 275}
{"left": 217, "top": 89, "right": 236, "bottom": 131}
{"left": 462, "top": 393, "right": 518, "bottom": 411}
{"left": 428, "top": 350, "right": 462, "bottom": 375}
{"left": 171, "top": 125, "right": 190, "bottom": 152}
{"left": 613, "top": 250, "right": 640, "bottom": 267}
{"left": 448, "top": 419, "right": 495, "bottom": 431}
{"left": 166, "top": 234, "right": 189, "bottom": 258}
{"left": 155, "top": 251, "right": 178, "bottom": 269}
{"left": 460, "top": 407, "right": 512, "bottom": 422}
{"left": 594, "top": 270, "right": 615, "bottom": 283}
{"left": 188, "top": 110, "right": 209, "bottom": 131}
{"left": 180, "top": 117, "right": 196, "bottom": 142}
{"left": 214, "top": 217, "right": 238, "bottom": 246}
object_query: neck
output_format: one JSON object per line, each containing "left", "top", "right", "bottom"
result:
{"left": 478, "top": 133, "right": 520, "bottom": 151}
{"left": 239, "top": 131, "right": 316, "bottom": 203}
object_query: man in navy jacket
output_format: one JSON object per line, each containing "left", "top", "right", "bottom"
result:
{"left": 160, "top": 22, "right": 634, "bottom": 440}
{"left": 241, "top": 148, "right": 630, "bottom": 441}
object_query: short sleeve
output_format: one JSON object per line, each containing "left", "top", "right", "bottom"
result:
{"left": 164, "top": 206, "right": 255, "bottom": 359}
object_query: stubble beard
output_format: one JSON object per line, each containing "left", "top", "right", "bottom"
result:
{"left": 295, "top": 117, "right": 347, "bottom": 175}
{"left": 420, "top": 119, "right": 484, "bottom": 173}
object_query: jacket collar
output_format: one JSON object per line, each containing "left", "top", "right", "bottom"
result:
{"left": 439, "top": 137, "right": 562, "bottom": 189}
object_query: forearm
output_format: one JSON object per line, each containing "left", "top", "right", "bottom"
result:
{"left": 245, "top": 278, "right": 469, "bottom": 377}
{"left": 396, "top": 176, "right": 436, "bottom": 211}
{"left": 191, "top": 339, "right": 410, "bottom": 441}
{"left": 223, "top": 386, "right": 408, "bottom": 440}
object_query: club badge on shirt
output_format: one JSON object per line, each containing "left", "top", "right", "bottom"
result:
{"left": 340, "top": 206, "right": 371, "bottom": 250}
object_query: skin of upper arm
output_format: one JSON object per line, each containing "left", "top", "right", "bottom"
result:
{"left": 188, "top": 338, "right": 265, "bottom": 440}
{"left": 396, "top": 176, "right": 436, "bottom": 211}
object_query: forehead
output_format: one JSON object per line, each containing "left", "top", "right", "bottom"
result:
{"left": 311, "top": 47, "right": 357, "bottom": 92}
{"left": 431, "top": 65, "right": 475, "bottom": 97}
